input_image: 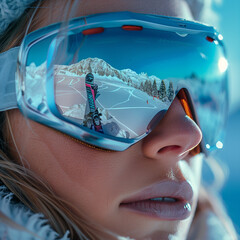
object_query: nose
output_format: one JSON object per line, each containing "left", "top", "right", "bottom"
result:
{"left": 141, "top": 92, "right": 202, "bottom": 160}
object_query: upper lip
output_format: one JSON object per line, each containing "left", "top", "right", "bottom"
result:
{"left": 121, "top": 180, "right": 193, "bottom": 204}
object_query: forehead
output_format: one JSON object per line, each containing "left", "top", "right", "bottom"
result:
{"left": 35, "top": 0, "right": 193, "bottom": 29}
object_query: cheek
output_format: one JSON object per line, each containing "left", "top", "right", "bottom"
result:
{"left": 178, "top": 154, "right": 204, "bottom": 203}
{"left": 8, "top": 110, "right": 203, "bottom": 238}
{"left": 36, "top": 131, "right": 119, "bottom": 195}
{"left": 9, "top": 113, "right": 127, "bottom": 220}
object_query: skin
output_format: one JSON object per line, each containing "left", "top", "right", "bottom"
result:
{"left": 8, "top": 0, "right": 204, "bottom": 239}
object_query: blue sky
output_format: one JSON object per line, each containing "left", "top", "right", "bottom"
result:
{"left": 216, "top": 0, "right": 240, "bottom": 112}
{"left": 214, "top": 0, "right": 240, "bottom": 234}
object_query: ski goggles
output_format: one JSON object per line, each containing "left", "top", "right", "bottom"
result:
{"left": 0, "top": 12, "right": 228, "bottom": 152}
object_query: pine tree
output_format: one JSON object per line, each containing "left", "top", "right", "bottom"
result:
{"left": 146, "top": 80, "right": 153, "bottom": 96}
{"left": 167, "top": 81, "right": 174, "bottom": 102}
{"left": 143, "top": 80, "right": 148, "bottom": 92}
{"left": 152, "top": 79, "right": 158, "bottom": 98}
{"left": 159, "top": 80, "right": 166, "bottom": 101}
{"left": 140, "top": 82, "right": 144, "bottom": 91}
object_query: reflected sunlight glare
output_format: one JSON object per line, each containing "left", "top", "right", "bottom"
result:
{"left": 218, "top": 57, "right": 228, "bottom": 73}
{"left": 216, "top": 141, "right": 224, "bottom": 149}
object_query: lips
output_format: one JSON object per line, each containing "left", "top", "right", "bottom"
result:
{"left": 120, "top": 181, "right": 194, "bottom": 220}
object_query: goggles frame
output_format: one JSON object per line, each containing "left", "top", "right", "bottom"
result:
{"left": 0, "top": 12, "right": 228, "bottom": 151}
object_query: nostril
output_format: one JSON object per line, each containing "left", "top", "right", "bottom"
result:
{"left": 158, "top": 145, "right": 181, "bottom": 154}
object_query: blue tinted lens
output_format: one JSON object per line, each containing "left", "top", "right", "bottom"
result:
{"left": 22, "top": 14, "right": 228, "bottom": 151}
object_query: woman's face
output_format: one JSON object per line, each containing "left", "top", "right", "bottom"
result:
{"left": 8, "top": 0, "right": 204, "bottom": 239}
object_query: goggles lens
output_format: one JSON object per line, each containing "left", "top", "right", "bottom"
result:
{"left": 21, "top": 13, "right": 228, "bottom": 151}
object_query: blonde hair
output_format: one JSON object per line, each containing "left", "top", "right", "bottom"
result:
{"left": 0, "top": 118, "right": 97, "bottom": 239}
{"left": 0, "top": 0, "right": 238, "bottom": 240}
{"left": 0, "top": 1, "right": 110, "bottom": 239}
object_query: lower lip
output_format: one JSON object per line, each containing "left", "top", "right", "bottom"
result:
{"left": 120, "top": 200, "right": 192, "bottom": 220}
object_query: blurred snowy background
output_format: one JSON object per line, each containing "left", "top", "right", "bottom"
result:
{"left": 213, "top": 0, "right": 240, "bottom": 234}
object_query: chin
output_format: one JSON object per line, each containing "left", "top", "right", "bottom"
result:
{"left": 111, "top": 216, "right": 194, "bottom": 240}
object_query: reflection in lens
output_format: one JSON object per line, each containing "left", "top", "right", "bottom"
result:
{"left": 54, "top": 57, "right": 175, "bottom": 139}
{"left": 24, "top": 24, "right": 228, "bottom": 150}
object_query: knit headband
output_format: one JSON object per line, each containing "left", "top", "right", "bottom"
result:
{"left": 0, "top": 0, "right": 37, "bottom": 35}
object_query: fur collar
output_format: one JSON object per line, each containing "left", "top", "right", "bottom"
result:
{"left": 0, "top": 184, "right": 69, "bottom": 240}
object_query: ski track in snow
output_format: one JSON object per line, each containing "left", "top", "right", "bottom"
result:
{"left": 97, "top": 80, "right": 160, "bottom": 111}
{"left": 108, "top": 89, "right": 135, "bottom": 109}
{"left": 93, "top": 78, "right": 168, "bottom": 137}
{"left": 96, "top": 97, "right": 139, "bottom": 137}
{"left": 95, "top": 81, "right": 142, "bottom": 136}
{"left": 108, "top": 87, "right": 122, "bottom": 93}
{"left": 69, "top": 85, "right": 87, "bottom": 101}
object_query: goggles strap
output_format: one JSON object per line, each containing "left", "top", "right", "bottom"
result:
{"left": 0, "top": 47, "right": 19, "bottom": 111}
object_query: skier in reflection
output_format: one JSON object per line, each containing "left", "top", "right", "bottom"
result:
{"left": 85, "top": 73, "right": 103, "bottom": 133}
